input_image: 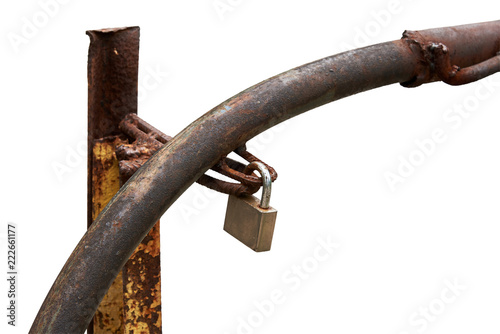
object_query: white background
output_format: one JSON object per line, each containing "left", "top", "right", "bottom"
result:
{"left": 2, "top": 0, "right": 500, "bottom": 333}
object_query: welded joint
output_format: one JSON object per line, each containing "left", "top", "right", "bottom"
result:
{"left": 431, "top": 43, "right": 500, "bottom": 85}
{"left": 401, "top": 30, "right": 500, "bottom": 87}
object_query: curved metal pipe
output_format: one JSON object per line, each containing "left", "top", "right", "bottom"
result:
{"left": 30, "top": 20, "right": 500, "bottom": 333}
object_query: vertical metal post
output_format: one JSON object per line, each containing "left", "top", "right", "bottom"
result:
{"left": 87, "top": 26, "right": 162, "bottom": 333}
{"left": 89, "top": 136, "right": 127, "bottom": 333}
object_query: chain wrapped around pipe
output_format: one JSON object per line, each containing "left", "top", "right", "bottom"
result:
{"left": 116, "top": 113, "right": 278, "bottom": 196}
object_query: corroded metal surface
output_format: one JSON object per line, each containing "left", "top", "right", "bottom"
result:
{"left": 85, "top": 26, "right": 141, "bottom": 334}
{"left": 85, "top": 26, "right": 140, "bottom": 218}
{"left": 85, "top": 26, "right": 162, "bottom": 334}
{"left": 123, "top": 222, "right": 162, "bottom": 333}
{"left": 119, "top": 113, "right": 277, "bottom": 196}
{"left": 31, "top": 20, "right": 500, "bottom": 334}
{"left": 91, "top": 137, "right": 127, "bottom": 334}
{"left": 86, "top": 26, "right": 139, "bottom": 141}
{"left": 91, "top": 137, "right": 126, "bottom": 222}
{"left": 91, "top": 136, "right": 163, "bottom": 334}
{"left": 118, "top": 130, "right": 162, "bottom": 334}
{"left": 401, "top": 21, "right": 500, "bottom": 87}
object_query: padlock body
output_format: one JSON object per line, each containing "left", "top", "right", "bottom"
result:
{"left": 223, "top": 194, "right": 277, "bottom": 252}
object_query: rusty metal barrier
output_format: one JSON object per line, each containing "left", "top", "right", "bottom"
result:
{"left": 30, "top": 20, "right": 500, "bottom": 333}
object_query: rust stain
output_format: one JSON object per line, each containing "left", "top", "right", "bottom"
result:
{"left": 123, "top": 222, "right": 162, "bottom": 333}
{"left": 401, "top": 26, "right": 500, "bottom": 87}
{"left": 94, "top": 272, "right": 124, "bottom": 333}
{"left": 92, "top": 136, "right": 162, "bottom": 333}
{"left": 91, "top": 136, "right": 128, "bottom": 333}
{"left": 92, "top": 137, "right": 125, "bottom": 220}
{"left": 114, "top": 122, "right": 163, "bottom": 333}
{"left": 85, "top": 26, "right": 162, "bottom": 333}
{"left": 118, "top": 113, "right": 277, "bottom": 197}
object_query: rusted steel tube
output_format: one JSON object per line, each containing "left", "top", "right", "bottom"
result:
{"left": 401, "top": 20, "right": 500, "bottom": 87}
{"left": 30, "top": 20, "right": 500, "bottom": 333}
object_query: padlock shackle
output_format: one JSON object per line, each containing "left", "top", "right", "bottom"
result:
{"left": 31, "top": 20, "right": 500, "bottom": 333}
{"left": 244, "top": 161, "right": 272, "bottom": 209}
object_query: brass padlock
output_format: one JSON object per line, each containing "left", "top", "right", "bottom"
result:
{"left": 223, "top": 161, "right": 277, "bottom": 252}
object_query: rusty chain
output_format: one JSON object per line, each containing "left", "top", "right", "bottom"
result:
{"left": 117, "top": 113, "right": 278, "bottom": 196}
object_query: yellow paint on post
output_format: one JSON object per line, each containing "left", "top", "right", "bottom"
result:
{"left": 123, "top": 222, "right": 162, "bottom": 333}
{"left": 90, "top": 136, "right": 162, "bottom": 333}
{"left": 91, "top": 137, "right": 126, "bottom": 334}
